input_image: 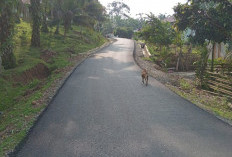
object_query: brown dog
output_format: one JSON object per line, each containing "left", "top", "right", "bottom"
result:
{"left": 141, "top": 69, "right": 148, "bottom": 86}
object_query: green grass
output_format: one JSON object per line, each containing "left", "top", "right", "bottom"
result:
{"left": 142, "top": 57, "right": 153, "bottom": 62}
{"left": 179, "top": 79, "right": 194, "bottom": 91}
{"left": 0, "top": 20, "right": 106, "bottom": 156}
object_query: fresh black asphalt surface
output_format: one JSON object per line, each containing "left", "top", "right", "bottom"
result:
{"left": 16, "top": 38, "right": 232, "bottom": 157}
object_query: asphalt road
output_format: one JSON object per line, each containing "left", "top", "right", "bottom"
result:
{"left": 16, "top": 38, "right": 232, "bottom": 157}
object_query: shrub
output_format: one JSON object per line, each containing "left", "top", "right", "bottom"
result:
{"left": 114, "top": 27, "right": 133, "bottom": 39}
{"left": 194, "top": 45, "right": 209, "bottom": 88}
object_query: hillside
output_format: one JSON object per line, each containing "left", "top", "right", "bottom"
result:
{"left": 0, "top": 20, "right": 107, "bottom": 156}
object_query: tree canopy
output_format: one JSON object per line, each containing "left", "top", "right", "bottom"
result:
{"left": 138, "top": 13, "right": 175, "bottom": 47}
{"left": 174, "top": 0, "right": 232, "bottom": 44}
{"left": 0, "top": 0, "right": 107, "bottom": 69}
{"left": 103, "top": 0, "right": 145, "bottom": 38}
{"left": 107, "top": 0, "right": 130, "bottom": 18}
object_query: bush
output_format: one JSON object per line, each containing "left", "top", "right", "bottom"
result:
{"left": 194, "top": 45, "right": 209, "bottom": 87}
{"left": 114, "top": 27, "right": 133, "bottom": 39}
{"left": 180, "top": 79, "right": 193, "bottom": 91}
{"left": 20, "top": 30, "right": 28, "bottom": 46}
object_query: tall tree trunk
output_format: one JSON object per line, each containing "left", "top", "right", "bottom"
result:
{"left": 31, "top": 0, "right": 41, "bottom": 47}
{"left": 0, "top": 5, "right": 16, "bottom": 69}
{"left": 63, "top": 10, "right": 73, "bottom": 38}
{"left": 211, "top": 42, "right": 216, "bottom": 72}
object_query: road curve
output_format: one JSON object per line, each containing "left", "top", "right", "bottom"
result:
{"left": 16, "top": 38, "right": 232, "bottom": 157}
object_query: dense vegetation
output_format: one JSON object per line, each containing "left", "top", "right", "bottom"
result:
{"left": 0, "top": 0, "right": 106, "bottom": 155}
{"left": 174, "top": 0, "right": 232, "bottom": 85}
{"left": 136, "top": 0, "right": 232, "bottom": 87}
{"left": 101, "top": 1, "right": 145, "bottom": 38}
{"left": 0, "top": 0, "right": 106, "bottom": 69}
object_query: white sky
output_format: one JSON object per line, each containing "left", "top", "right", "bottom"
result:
{"left": 99, "top": 0, "right": 188, "bottom": 18}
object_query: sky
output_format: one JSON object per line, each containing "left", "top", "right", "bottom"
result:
{"left": 98, "top": 0, "right": 188, "bottom": 18}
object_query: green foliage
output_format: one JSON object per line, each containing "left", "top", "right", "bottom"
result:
{"left": 0, "top": 0, "right": 18, "bottom": 69}
{"left": 73, "top": 15, "right": 95, "bottom": 28}
{"left": 113, "top": 15, "right": 144, "bottom": 30}
{"left": 28, "top": 79, "right": 40, "bottom": 89}
{"left": 19, "top": 30, "right": 28, "bottom": 46}
{"left": 52, "top": 0, "right": 106, "bottom": 34}
{"left": 101, "top": 17, "right": 114, "bottom": 35}
{"left": 108, "top": 0, "right": 130, "bottom": 18}
{"left": 0, "top": 21, "right": 106, "bottom": 111}
{"left": 85, "top": 0, "right": 106, "bottom": 22}
{"left": 0, "top": 21, "right": 106, "bottom": 156}
{"left": 137, "top": 14, "right": 183, "bottom": 68}
{"left": 138, "top": 14, "right": 175, "bottom": 47}
{"left": 30, "top": 0, "right": 41, "bottom": 47}
{"left": 174, "top": 0, "right": 232, "bottom": 73}
{"left": 105, "top": 1, "right": 145, "bottom": 38}
{"left": 40, "top": 0, "right": 49, "bottom": 33}
{"left": 173, "top": 30, "right": 185, "bottom": 48}
{"left": 1, "top": 48, "right": 17, "bottom": 69}
{"left": 180, "top": 79, "right": 193, "bottom": 91}
{"left": 114, "top": 27, "right": 133, "bottom": 39}
{"left": 194, "top": 45, "right": 209, "bottom": 87}
{"left": 174, "top": 0, "right": 232, "bottom": 44}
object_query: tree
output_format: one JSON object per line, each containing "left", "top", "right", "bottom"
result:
{"left": 107, "top": 0, "right": 131, "bottom": 29}
{"left": 114, "top": 27, "right": 133, "bottom": 38}
{"left": 101, "top": 17, "right": 114, "bottom": 35}
{"left": 174, "top": 0, "right": 232, "bottom": 71}
{"left": 0, "top": 0, "right": 17, "bottom": 69}
{"left": 84, "top": 0, "right": 106, "bottom": 31}
{"left": 173, "top": 29, "right": 185, "bottom": 71}
{"left": 52, "top": 0, "right": 63, "bottom": 34}
{"left": 62, "top": 0, "right": 76, "bottom": 37}
{"left": 158, "top": 13, "right": 166, "bottom": 20}
{"left": 107, "top": 0, "right": 130, "bottom": 18}
{"left": 139, "top": 14, "right": 174, "bottom": 49}
{"left": 135, "top": 13, "right": 146, "bottom": 29}
{"left": 106, "top": 0, "right": 146, "bottom": 38}
{"left": 30, "top": 0, "right": 41, "bottom": 47}
{"left": 50, "top": 0, "right": 105, "bottom": 36}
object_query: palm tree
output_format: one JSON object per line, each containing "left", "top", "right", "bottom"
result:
{"left": 30, "top": 0, "right": 41, "bottom": 47}
{"left": 0, "top": 0, "right": 17, "bottom": 69}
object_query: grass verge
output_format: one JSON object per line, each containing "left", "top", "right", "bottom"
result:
{"left": 166, "top": 79, "right": 232, "bottom": 122}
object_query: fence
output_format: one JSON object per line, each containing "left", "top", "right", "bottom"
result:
{"left": 205, "top": 64, "right": 232, "bottom": 98}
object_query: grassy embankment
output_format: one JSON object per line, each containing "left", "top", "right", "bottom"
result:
{"left": 0, "top": 21, "right": 106, "bottom": 156}
{"left": 167, "top": 79, "right": 232, "bottom": 122}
